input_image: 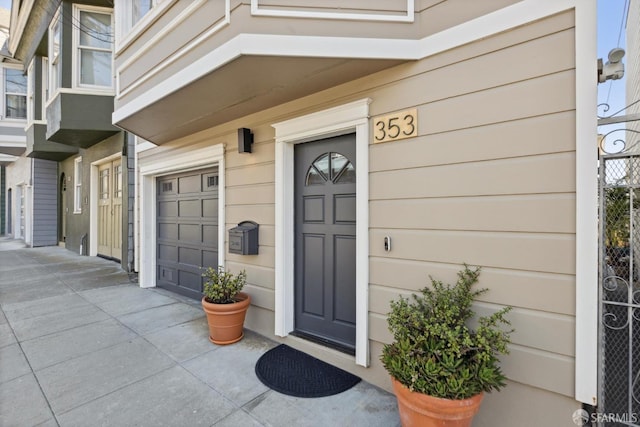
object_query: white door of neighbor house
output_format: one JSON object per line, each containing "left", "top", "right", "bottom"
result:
{"left": 97, "top": 160, "right": 122, "bottom": 260}
{"left": 7, "top": 188, "right": 11, "bottom": 236}
{"left": 18, "top": 185, "right": 24, "bottom": 239}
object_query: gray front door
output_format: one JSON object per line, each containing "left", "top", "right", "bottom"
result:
{"left": 156, "top": 168, "right": 219, "bottom": 300}
{"left": 294, "top": 134, "right": 357, "bottom": 352}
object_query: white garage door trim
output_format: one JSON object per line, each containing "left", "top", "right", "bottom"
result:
{"left": 138, "top": 143, "right": 225, "bottom": 288}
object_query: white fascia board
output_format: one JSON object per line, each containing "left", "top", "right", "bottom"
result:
{"left": 416, "top": 0, "right": 576, "bottom": 59}
{"left": 0, "top": 154, "right": 18, "bottom": 162}
{"left": 135, "top": 141, "right": 157, "bottom": 153}
{"left": 0, "top": 139, "right": 27, "bottom": 146}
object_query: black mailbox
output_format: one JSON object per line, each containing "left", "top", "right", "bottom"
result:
{"left": 229, "top": 221, "right": 259, "bottom": 255}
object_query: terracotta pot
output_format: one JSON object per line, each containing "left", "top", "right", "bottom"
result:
{"left": 201, "top": 292, "right": 251, "bottom": 345}
{"left": 391, "top": 377, "right": 484, "bottom": 427}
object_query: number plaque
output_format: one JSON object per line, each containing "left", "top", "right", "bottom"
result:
{"left": 373, "top": 108, "right": 418, "bottom": 144}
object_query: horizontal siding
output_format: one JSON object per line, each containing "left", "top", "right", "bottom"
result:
{"left": 368, "top": 28, "right": 575, "bottom": 117}
{"left": 369, "top": 261, "right": 575, "bottom": 315}
{"left": 371, "top": 312, "right": 575, "bottom": 397}
{"left": 474, "top": 379, "right": 579, "bottom": 427}
{"left": 415, "top": 0, "right": 521, "bottom": 37}
{"left": 370, "top": 153, "right": 575, "bottom": 199}
{"left": 502, "top": 345, "right": 575, "bottom": 397}
{"left": 369, "top": 111, "right": 576, "bottom": 172}
{"left": 421, "top": 71, "right": 575, "bottom": 134}
{"left": 226, "top": 184, "right": 274, "bottom": 206}
{"left": 370, "top": 229, "right": 575, "bottom": 274}
{"left": 225, "top": 120, "right": 276, "bottom": 300}
{"left": 370, "top": 194, "right": 575, "bottom": 233}
{"left": 143, "top": 10, "right": 579, "bottom": 403}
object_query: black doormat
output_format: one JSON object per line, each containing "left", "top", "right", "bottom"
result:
{"left": 255, "top": 344, "right": 361, "bottom": 398}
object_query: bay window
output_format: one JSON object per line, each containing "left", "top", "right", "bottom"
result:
{"left": 48, "top": 10, "right": 61, "bottom": 98}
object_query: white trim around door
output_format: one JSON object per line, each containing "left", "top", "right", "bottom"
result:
{"left": 137, "top": 143, "right": 226, "bottom": 289}
{"left": 272, "top": 98, "right": 371, "bottom": 367}
{"left": 574, "top": 0, "right": 598, "bottom": 405}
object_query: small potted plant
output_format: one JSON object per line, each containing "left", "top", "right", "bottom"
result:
{"left": 381, "top": 265, "right": 512, "bottom": 427}
{"left": 201, "top": 266, "right": 250, "bottom": 345}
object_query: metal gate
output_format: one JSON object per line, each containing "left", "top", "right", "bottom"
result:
{"left": 599, "top": 153, "right": 640, "bottom": 426}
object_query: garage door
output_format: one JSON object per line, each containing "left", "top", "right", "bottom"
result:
{"left": 156, "top": 167, "right": 219, "bottom": 300}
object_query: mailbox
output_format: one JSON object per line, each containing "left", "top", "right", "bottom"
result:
{"left": 229, "top": 221, "right": 259, "bottom": 255}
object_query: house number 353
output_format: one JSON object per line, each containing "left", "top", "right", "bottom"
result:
{"left": 373, "top": 108, "right": 418, "bottom": 144}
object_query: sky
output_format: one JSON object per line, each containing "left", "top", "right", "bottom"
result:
{"left": 0, "top": 0, "right": 9, "bottom": 11}
{"left": 597, "top": 0, "right": 630, "bottom": 154}
{"left": 598, "top": 0, "right": 629, "bottom": 120}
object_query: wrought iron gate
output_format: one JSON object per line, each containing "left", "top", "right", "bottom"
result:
{"left": 599, "top": 153, "right": 640, "bottom": 426}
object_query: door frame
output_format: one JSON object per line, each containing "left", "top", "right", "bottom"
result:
{"left": 137, "top": 142, "right": 225, "bottom": 289}
{"left": 273, "top": 98, "right": 371, "bottom": 367}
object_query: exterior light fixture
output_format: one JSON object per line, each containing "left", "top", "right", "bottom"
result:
{"left": 598, "top": 48, "right": 625, "bottom": 83}
{"left": 238, "top": 128, "right": 254, "bottom": 153}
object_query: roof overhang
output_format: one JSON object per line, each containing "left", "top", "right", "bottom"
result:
{"left": 112, "top": 0, "right": 577, "bottom": 145}
{"left": 0, "top": 136, "right": 26, "bottom": 156}
{"left": 115, "top": 53, "right": 405, "bottom": 145}
{"left": 0, "top": 153, "right": 18, "bottom": 165}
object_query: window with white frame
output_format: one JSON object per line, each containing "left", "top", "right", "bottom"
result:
{"left": 48, "top": 9, "right": 61, "bottom": 98}
{"left": 26, "top": 61, "right": 34, "bottom": 123}
{"left": 75, "top": 5, "right": 114, "bottom": 88}
{"left": 41, "top": 57, "right": 48, "bottom": 118}
{"left": 116, "top": 0, "right": 167, "bottom": 47}
{"left": 74, "top": 157, "right": 83, "bottom": 214}
{"left": 4, "top": 68, "right": 27, "bottom": 120}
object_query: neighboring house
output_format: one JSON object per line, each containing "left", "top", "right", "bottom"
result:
{"left": 7, "top": 0, "right": 134, "bottom": 269}
{"left": 0, "top": 6, "right": 30, "bottom": 242}
{"left": 111, "top": 1, "right": 599, "bottom": 425}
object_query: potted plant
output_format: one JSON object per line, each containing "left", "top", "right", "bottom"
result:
{"left": 201, "top": 266, "right": 250, "bottom": 345}
{"left": 381, "top": 265, "right": 512, "bottom": 427}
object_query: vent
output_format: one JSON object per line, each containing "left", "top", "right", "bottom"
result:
{"left": 162, "top": 182, "right": 173, "bottom": 192}
{"left": 207, "top": 176, "right": 219, "bottom": 187}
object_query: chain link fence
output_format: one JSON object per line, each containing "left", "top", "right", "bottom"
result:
{"left": 600, "top": 155, "right": 640, "bottom": 426}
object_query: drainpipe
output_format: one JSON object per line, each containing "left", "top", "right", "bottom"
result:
{"left": 80, "top": 233, "right": 87, "bottom": 256}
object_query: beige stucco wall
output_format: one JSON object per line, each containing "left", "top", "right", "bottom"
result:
{"left": 139, "top": 9, "right": 581, "bottom": 425}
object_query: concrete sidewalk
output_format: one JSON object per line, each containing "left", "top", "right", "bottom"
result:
{"left": 0, "top": 239, "right": 399, "bottom": 427}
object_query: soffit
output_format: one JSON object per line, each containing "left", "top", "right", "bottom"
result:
{"left": 116, "top": 55, "right": 403, "bottom": 144}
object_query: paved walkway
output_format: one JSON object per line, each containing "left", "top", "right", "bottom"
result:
{"left": 0, "top": 238, "right": 399, "bottom": 427}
